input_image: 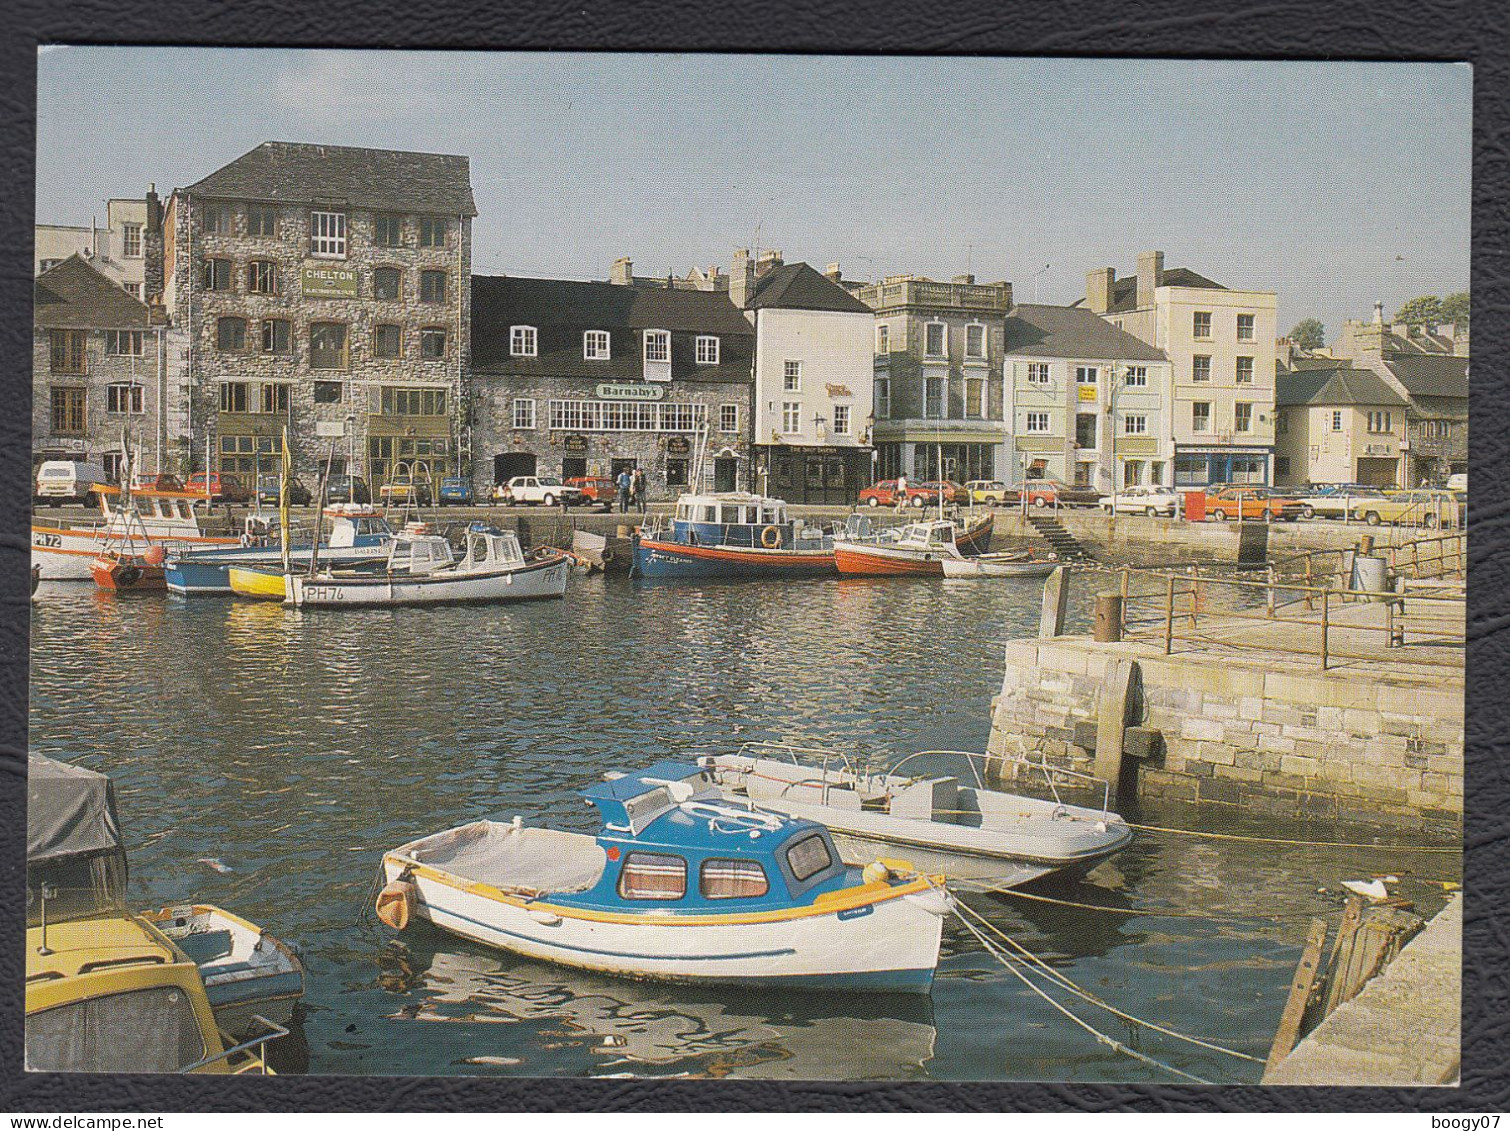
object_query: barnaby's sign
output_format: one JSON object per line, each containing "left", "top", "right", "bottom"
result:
{"left": 597, "top": 383, "right": 664, "bottom": 401}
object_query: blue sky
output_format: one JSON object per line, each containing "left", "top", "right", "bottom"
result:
{"left": 36, "top": 49, "right": 1471, "bottom": 339}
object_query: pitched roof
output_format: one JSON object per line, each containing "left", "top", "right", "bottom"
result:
{"left": 34, "top": 255, "right": 153, "bottom": 330}
{"left": 1384, "top": 354, "right": 1469, "bottom": 398}
{"left": 183, "top": 141, "right": 477, "bottom": 216}
{"left": 1275, "top": 366, "right": 1407, "bottom": 408}
{"left": 1101, "top": 267, "right": 1225, "bottom": 313}
{"left": 747, "top": 262, "right": 873, "bottom": 314}
{"left": 1001, "top": 303, "right": 1169, "bottom": 363}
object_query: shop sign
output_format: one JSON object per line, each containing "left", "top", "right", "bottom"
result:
{"left": 563, "top": 434, "right": 588, "bottom": 454}
{"left": 825, "top": 383, "right": 852, "bottom": 398}
{"left": 666, "top": 436, "right": 691, "bottom": 455}
{"left": 302, "top": 265, "right": 359, "bottom": 299}
{"left": 315, "top": 420, "right": 346, "bottom": 438}
{"left": 1077, "top": 385, "right": 1098, "bottom": 402}
{"left": 597, "top": 383, "right": 664, "bottom": 401}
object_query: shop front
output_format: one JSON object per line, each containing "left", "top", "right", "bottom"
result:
{"left": 1173, "top": 445, "right": 1273, "bottom": 487}
{"left": 758, "top": 445, "right": 872, "bottom": 505}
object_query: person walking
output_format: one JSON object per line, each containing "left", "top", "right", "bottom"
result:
{"left": 632, "top": 468, "right": 647, "bottom": 514}
{"left": 895, "top": 472, "right": 909, "bottom": 512}
{"left": 616, "top": 468, "right": 632, "bottom": 514}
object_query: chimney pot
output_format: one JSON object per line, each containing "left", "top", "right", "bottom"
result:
{"left": 1086, "top": 267, "right": 1114, "bottom": 314}
{"left": 610, "top": 257, "right": 633, "bottom": 286}
{"left": 1135, "top": 250, "right": 1164, "bottom": 309}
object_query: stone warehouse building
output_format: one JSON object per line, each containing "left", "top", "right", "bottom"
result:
{"left": 160, "top": 141, "right": 476, "bottom": 490}
{"left": 33, "top": 255, "right": 179, "bottom": 477}
{"left": 470, "top": 275, "right": 756, "bottom": 498}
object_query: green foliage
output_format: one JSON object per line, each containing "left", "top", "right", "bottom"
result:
{"left": 1395, "top": 295, "right": 1443, "bottom": 328}
{"left": 1289, "top": 318, "right": 1326, "bottom": 350}
{"left": 1440, "top": 292, "right": 1469, "bottom": 328}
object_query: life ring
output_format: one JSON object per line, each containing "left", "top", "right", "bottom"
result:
{"left": 375, "top": 877, "right": 417, "bottom": 930}
{"left": 760, "top": 525, "right": 781, "bottom": 549}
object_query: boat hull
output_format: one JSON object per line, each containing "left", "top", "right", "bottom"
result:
{"left": 227, "top": 566, "right": 291, "bottom": 600}
{"left": 91, "top": 556, "right": 167, "bottom": 591}
{"left": 32, "top": 523, "right": 236, "bottom": 581}
{"left": 167, "top": 544, "right": 390, "bottom": 595}
{"left": 632, "top": 537, "right": 838, "bottom": 579}
{"left": 939, "top": 556, "right": 1058, "bottom": 579}
{"left": 289, "top": 553, "right": 570, "bottom": 607}
{"left": 833, "top": 543, "right": 948, "bottom": 576}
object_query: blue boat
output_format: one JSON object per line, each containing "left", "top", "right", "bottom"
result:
{"left": 631, "top": 492, "right": 854, "bottom": 579}
{"left": 376, "top": 761, "right": 951, "bottom": 992}
{"left": 165, "top": 506, "right": 394, "bottom": 595}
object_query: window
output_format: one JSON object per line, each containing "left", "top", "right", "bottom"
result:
{"left": 1192, "top": 402, "right": 1212, "bottom": 432}
{"left": 121, "top": 224, "right": 142, "bottom": 258}
{"left": 924, "top": 322, "right": 946, "bottom": 357}
{"left": 1027, "top": 362, "right": 1050, "bottom": 385}
{"left": 1193, "top": 311, "right": 1212, "bottom": 339}
{"left": 1234, "top": 403, "right": 1253, "bottom": 432}
{"left": 583, "top": 330, "right": 610, "bottom": 360}
{"left": 1276, "top": 413, "right": 1289, "bottom": 436}
{"left": 418, "top": 217, "right": 448, "bottom": 248}
{"left": 382, "top": 387, "right": 447, "bottom": 416}
{"left": 261, "top": 318, "right": 291, "bottom": 355}
{"left": 546, "top": 401, "right": 706, "bottom": 433}
{"left": 1124, "top": 366, "right": 1148, "bottom": 387}
{"left": 1237, "top": 313, "right": 1255, "bottom": 341}
{"left": 26, "top": 985, "right": 206, "bottom": 1075}
{"left": 925, "top": 376, "right": 944, "bottom": 418}
{"left": 783, "top": 360, "right": 801, "bottom": 391}
{"left": 617, "top": 852, "right": 686, "bottom": 900}
{"left": 720, "top": 404, "right": 740, "bottom": 433}
{"left": 202, "top": 203, "right": 232, "bottom": 235}
{"left": 786, "top": 834, "right": 834, "bottom": 882}
{"left": 1175, "top": 455, "right": 1208, "bottom": 486}
{"left": 1123, "top": 413, "right": 1148, "bottom": 435}
{"left": 1235, "top": 356, "right": 1254, "bottom": 384}
{"left": 965, "top": 323, "right": 986, "bottom": 359}
{"left": 105, "top": 330, "right": 143, "bottom": 356}
{"left": 1330, "top": 411, "right": 1344, "bottom": 432}
{"left": 219, "top": 382, "right": 248, "bottom": 413}
{"left": 49, "top": 330, "right": 86, "bottom": 374}
{"left": 876, "top": 324, "right": 889, "bottom": 355}
{"left": 313, "top": 381, "right": 344, "bottom": 404}
{"left": 1274, "top": 456, "right": 1291, "bottom": 478}
{"left": 644, "top": 330, "right": 671, "bottom": 364}
{"left": 246, "top": 261, "right": 278, "bottom": 295}
{"left": 374, "top": 267, "right": 401, "bottom": 301}
{"left": 121, "top": 282, "right": 141, "bottom": 299}
{"left": 695, "top": 335, "right": 720, "bottom": 365}
{"left": 246, "top": 205, "right": 277, "bottom": 238}
{"left": 965, "top": 377, "right": 985, "bottom": 418}
{"left": 420, "top": 271, "right": 448, "bottom": 304}
{"left": 700, "top": 858, "right": 769, "bottom": 899}
{"left": 782, "top": 401, "right": 802, "bottom": 433}
{"left": 216, "top": 317, "right": 247, "bottom": 352}
{"left": 259, "top": 383, "right": 290, "bottom": 414}
{"left": 513, "top": 398, "right": 536, "bottom": 430}
{"left": 202, "top": 259, "right": 231, "bottom": 291}
{"left": 106, "top": 382, "right": 143, "bottom": 414}
{"left": 1025, "top": 411, "right": 1050, "bottom": 434}
{"left": 1368, "top": 411, "right": 1393, "bottom": 433}
{"left": 1076, "top": 413, "right": 1098, "bottom": 449}
{"left": 375, "top": 215, "right": 402, "bottom": 247}
{"left": 39, "top": 258, "right": 62, "bottom": 273}
{"left": 1075, "top": 366, "right": 1098, "bottom": 385}
{"left": 833, "top": 404, "right": 851, "bottom": 435}
{"left": 1192, "top": 355, "right": 1212, "bottom": 382}
{"left": 309, "top": 211, "right": 347, "bottom": 257}
{"left": 511, "top": 326, "right": 537, "bottom": 357}
{"left": 374, "top": 324, "right": 402, "bottom": 359}
{"left": 875, "top": 377, "right": 891, "bottom": 418}
{"left": 50, "top": 387, "right": 86, "bottom": 433}
{"left": 420, "top": 328, "right": 447, "bottom": 359}
{"left": 310, "top": 322, "right": 349, "bottom": 370}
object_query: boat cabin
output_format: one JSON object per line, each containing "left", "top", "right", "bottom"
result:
{"left": 325, "top": 507, "right": 393, "bottom": 550}
{"left": 385, "top": 528, "right": 456, "bottom": 575}
{"left": 459, "top": 524, "right": 527, "bottom": 571}
{"left": 894, "top": 521, "right": 962, "bottom": 549}
{"left": 667, "top": 492, "right": 826, "bottom": 550}
{"left": 96, "top": 486, "right": 205, "bottom": 536}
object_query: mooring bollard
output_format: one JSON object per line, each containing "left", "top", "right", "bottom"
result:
{"left": 1094, "top": 592, "right": 1124, "bottom": 642}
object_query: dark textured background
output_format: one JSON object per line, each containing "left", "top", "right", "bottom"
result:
{"left": 1, "top": 0, "right": 1504, "bottom": 1112}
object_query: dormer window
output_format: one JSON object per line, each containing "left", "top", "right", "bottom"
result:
{"left": 644, "top": 329, "right": 670, "bottom": 364}
{"left": 510, "top": 326, "right": 537, "bottom": 357}
{"left": 584, "top": 330, "right": 611, "bottom": 360}
{"left": 695, "top": 335, "right": 720, "bottom": 365}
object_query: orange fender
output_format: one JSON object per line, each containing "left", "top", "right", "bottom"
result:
{"left": 376, "top": 878, "right": 416, "bottom": 930}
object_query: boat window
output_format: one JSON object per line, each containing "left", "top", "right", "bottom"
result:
{"left": 720, "top": 505, "right": 743, "bottom": 524}
{"left": 617, "top": 851, "right": 687, "bottom": 901}
{"left": 700, "top": 858, "right": 769, "bottom": 899}
{"left": 700, "top": 506, "right": 717, "bottom": 522}
{"left": 785, "top": 834, "right": 834, "bottom": 882}
{"left": 25, "top": 986, "right": 205, "bottom": 1073}
{"left": 676, "top": 503, "right": 690, "bottom": 520}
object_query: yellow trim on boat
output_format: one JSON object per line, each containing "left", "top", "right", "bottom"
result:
{"left": 227, "top": 567, "right": 287, "bottom": 600}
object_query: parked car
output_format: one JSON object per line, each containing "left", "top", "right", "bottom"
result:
{"left": 437, "top": 477, "right": 474, "bottom": 506}
{"left": 1001, "top": 478, "right": 1103, "bottom": 508}
{"left": 495, "top": 475, "right": 582, "bottom": 507}
{"left": 132, "top": 472, "right": 184, "bottom": 493}
{"left": 1203, "top": 485, "right": 1303, "bottom": 522}
{"left": 856, "top": 479, "right": 941, "bottom": 509}
{"left": 1351, "top": 489, "right": 1460, "bottom": 528}
{"left": 1100, "top": 485, "right": 1181, "bottom": 517}
{"left": 964, "top": 480, "right": 1010, "bottom": 506}
{"left": 325, "top": 475, "right": 372, "bottom": 505}
{"left": 918, "top": 480, "right": 966, "bottom": 504}
{"left": 1300, "top": 486, "right": 1387, "bottom": 520}
{"left": 567, "top": 476, "right": 618, "bottom": 507}
{"left": 379, "top": 474, "right": 433, "bottom": 507}
{"left": 184, "top": 471, "right": 253, "bottom": 504}
{"left": 34, "top": 460, "right": 109, "bottom": 507}
{"left": 257, "top": 475, "right": 313, "bottom": 507}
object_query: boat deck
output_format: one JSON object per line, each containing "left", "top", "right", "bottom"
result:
{"left": 402, "top": 821, "right": 606, "bottom": 894}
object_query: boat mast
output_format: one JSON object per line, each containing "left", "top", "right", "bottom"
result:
{"left": 279, "top": 426, "right": 293, "bottom": 601}
{"left": 307, "top": 447, "right": 335, "bottom": 580}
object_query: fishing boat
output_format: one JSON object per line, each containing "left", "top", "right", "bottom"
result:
{"left": 91, "top": 543, "right": 171, "bottom": 591}
{"left": 940, "top": 551, "right": 1059, "bottom": 579}
{"left": 139, "top": 904, "right": 306, "bottom": 1038}
{"left": 631, "top": 492, "right": 843, "bottom": 579}
{"left": 166, "top": 505, "right": 394, "bottom": 596}
{"left": 831, "top": 515, "right": 994, "bottom": 577}
{"left": 281, "top": 522, "right": 569, "bottom": 607}
{"left": 33, "top": 486, "right": 238, "bottom": 581}
{"left": 375, "top": 761, "right": 950, "bottom": 992}
{"left": 701, "top": 745, "right": 1133, "bottom": 889}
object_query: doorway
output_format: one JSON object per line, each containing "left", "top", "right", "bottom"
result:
{"left": 714, "top": 457, "right": 738, "bottom": 493}
{"left": 493, "top": 452, "right": 537, "bottom": 485}
{"left": 561, "top": 457, "right": 587, "bottom": 480}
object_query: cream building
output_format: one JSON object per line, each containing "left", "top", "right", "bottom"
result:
{"left": 36, "top": 198, "right": 151, "bottom": 300}
{"left": 1274, "top": 363, "right": 1410, "bottom": 488}
{"left": 1083, "top": 250, "right": 1278, "bottom": 486}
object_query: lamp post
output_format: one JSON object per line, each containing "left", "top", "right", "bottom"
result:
{"left": 1107, "top": 364, "right": 1130, "bottom": 535}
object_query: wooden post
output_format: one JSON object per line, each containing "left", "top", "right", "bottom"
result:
{"left": 1094, "top": 657, "right": 1138, "bottom": 795}
{"left": 1266, "top": 564, "right": 1277, "bottom": 618}
{"left": 1304, "top": 554, "right": 1314, "bottom": 612}
{"left": 1094, "top": 592, "right": 1124, "bottom": 643}
{"left": 1264, "top": 917, "right": 1330, "bottom": 1076}
{"left": 1164, "top": 574, "right": 1175, "bottom": 655}
{"left": 1039, "top": 565, "right": 1071, "bottom": 639}
{"left": 1320, "top": 588, "right": 1330, "bottom": 671}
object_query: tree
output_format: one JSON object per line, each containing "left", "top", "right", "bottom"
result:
{"left": 1440, "top": 291, "right": 1469, "bottom": 329}
{"left": 1395, "top": 295, "right": 1443, "bottom": 329}
{"left": 1289, "top": 318, "right": 1325, "bottom": 350}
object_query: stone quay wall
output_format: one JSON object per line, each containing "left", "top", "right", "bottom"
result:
{"left": 986, "top": 636, "right": 1463, "bottom": 835}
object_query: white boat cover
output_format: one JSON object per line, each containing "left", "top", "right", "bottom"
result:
{"left": 407, "top": 821, "right": 607, "bottom": 894}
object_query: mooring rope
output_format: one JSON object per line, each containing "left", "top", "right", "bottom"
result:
{"left": 1094, "top": 816, "right": 1460, "bottom": 854}
{"left": 950, "top": 880, "right": 1337, "bottom": 923}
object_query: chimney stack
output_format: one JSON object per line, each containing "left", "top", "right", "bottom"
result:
{"left": 609, "top": 257, "right": 634, "bottom": 286}
{"left": 825, "top": 263, "right": 842, "bottom": 282}
{"left": 1085, "top": 267, "right": 1114, "bottom": 313}
{"left": 951, "top": 273, "right": 975, "bottom": 285}
{"left": 143, "top": 184, "right": 165, "bottom": 304}
{"left": 1373, "top": 300, "right": 1385, "bottom": 325}
{"left": 1135, "top": 250, "right": 1163, "bottom": 308}
{"left": 730, "top": 248, "right": 756, "bottom": 308}
{"left": 755, "top": 249, "right": 783, "bottom": 277}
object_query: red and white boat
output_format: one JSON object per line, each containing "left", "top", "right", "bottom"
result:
{"left": 832, "top": 516, "right": 994, "bottom": 577}
{"left": 33, "top": 486, "right": 237, "bottom": 582}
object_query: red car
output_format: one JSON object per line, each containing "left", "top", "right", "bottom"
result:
{"left": 184, "top": 471, "right": 252, "bottom": 504}
{"left": 1002, "top": 478, "right": 1102, "bottom": 508}
{"left": 566, "top": 476, "right": 617, "bottom": 507}
{"left": 857, "top": 480, "right": 942, "bottom": 509}
{"left": 918, "top": 480, "right": 966, "bottom": 504}
{"left": 131, "top": 472, "right": 184, "bottom": 493}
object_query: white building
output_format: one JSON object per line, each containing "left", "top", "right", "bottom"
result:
{"left": 36, "top": 197, "right": 151, "bottom": 300}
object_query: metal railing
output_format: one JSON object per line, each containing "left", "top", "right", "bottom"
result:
{"left": 179, "top": 1013, "right": 287, "bottom": 1075}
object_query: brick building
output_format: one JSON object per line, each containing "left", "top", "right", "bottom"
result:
{"left": 470, "top": 275, "right": 755, "bottom": 498}
{"left": 160, "top": 141, "right": 476, "bottom": 491}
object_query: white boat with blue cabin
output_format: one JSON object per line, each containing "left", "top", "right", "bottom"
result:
{"left": 375, "top": 761, "right": 950, "bottom": 993}
{"left": 164, "top": 505, "right": 395, "bottom": 595}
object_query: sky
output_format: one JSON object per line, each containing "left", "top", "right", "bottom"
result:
{"left": 36, "top": 49, "right": 1472, "bottom": 340}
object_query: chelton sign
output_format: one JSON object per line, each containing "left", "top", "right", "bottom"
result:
{"left": 596, "top": 383, "right": 664, "bottom": 401}
{"left": 302, "top": 265, "right": 359, "bottom": 299}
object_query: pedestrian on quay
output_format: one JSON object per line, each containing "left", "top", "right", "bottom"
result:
{"left": 632, "top": 468, "right": 647, "bottom": 513}
{"left": 895, "top": 472, "right": 909, "bottom": 512}
{"left": 616, "top": 468, "right": 632, "bottom": 513}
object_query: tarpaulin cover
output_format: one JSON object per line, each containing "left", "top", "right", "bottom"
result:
{"left": 27, "top": 754, "right": 124, "bottom": 863}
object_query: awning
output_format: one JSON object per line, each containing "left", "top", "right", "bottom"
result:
{"left": 28, "top": 755, "right": 124, "bottom": 863}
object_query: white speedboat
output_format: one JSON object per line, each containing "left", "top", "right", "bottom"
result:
{"left": 940, "top": 551, "right": 1059, "bottom": 579}
{"left": 702, "top": 745, "right": 1133, "bottom": 888}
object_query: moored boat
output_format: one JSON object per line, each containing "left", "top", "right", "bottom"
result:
{"left": 940, "top": 551, "right": 1059, "bottom": 579}
{"left": 831, "top": 515, "right": 994, "bottom": 577}
{"left": 631, "top": 492, "right": 841, "bottom": 579}
{"left": 91, "top": 545, "right": 169, "bottom": 591}
{"left": 375, "top": 761, "right": 950, "bottom": 992}
{"left": 33, "top": 486, "right": 238, "bottom": 581}
{"left": 166, "top": 506, "right": 394, "bottom": 596}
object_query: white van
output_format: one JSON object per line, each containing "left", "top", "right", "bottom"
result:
{"left": 35, "top": 461, "right": 109, "bottom": 507}
{"left": 1446, "top": 472, "right": 1467, "bottom": 493}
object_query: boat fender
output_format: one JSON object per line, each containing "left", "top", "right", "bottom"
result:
{"left": 760, "top": 525, "right": 781, "bottom": 549}
{"left": 143, "top": 545, "right": 166, "bottom": 566}
{"left": 527, "top": 906, "right": 563, "bottom": 927}
{"left": 862, "top": 861, "right": 892, "bottom": 885}
{"left": 375, "top": 876, "right": 417, "bottom": 931}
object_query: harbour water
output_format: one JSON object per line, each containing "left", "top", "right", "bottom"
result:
{"left": 28, "top": 572, "right": 1458, "bottom": 1082}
